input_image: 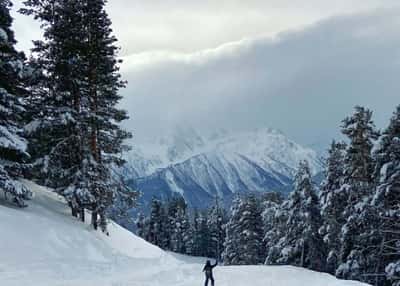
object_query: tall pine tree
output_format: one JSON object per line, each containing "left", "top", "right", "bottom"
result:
{"left": 167, "top": 197, "right": 193, "bottom": 254}
{"left": 271, "top": 161, "right": 325, "bottom": 271}
{"left": 238, "top": 194, "right": 265, "bottom": 265}
{"left": 262, "top": 192, "right": 284, "bottom": 265}
{"left": 146, "top": 198, "right": 166, "bottom": 248}
{"left": 207, "top": 197, "right": 226, "bottom": 261}
{"left": 223, "top": 195, "right": 264, "bottom": 265}
{"left": 337, "top": 106, "right": 379, "bottom": 281}
{"left": 371, "top": 106, "right": 400, "bottom": 286}
{"left": 223, "top": 196, "right": 242, "bottom": 265}
{"left": 193, "top": 209, "right": 211, "bottom": 257}
{"left": 21, "top": 0, "right": 132, "bottom": 230}
{"left": 319, "top": 140, "right": 347, "bottom": 274}
{"left": 0, "top": 0, "right": 32, "bottom": 207}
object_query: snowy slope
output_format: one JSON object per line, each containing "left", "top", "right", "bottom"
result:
{"left": 126, "top": 127, "right": 320, "bottom": 209}
{"left": 0, "top": 181, "right": 368, "bottom": 286}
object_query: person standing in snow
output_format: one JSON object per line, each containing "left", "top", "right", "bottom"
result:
{"left": 203, "top": 259, "right": 218, "bottom": 286}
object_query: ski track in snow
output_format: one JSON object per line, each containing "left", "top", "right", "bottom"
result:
{"left": 0, "top": 180, "right": 369, "bottom": 286}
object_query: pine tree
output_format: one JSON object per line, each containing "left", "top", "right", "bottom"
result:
{"left": 264, "top": 204, "right": 288, "bottom": 265}
{"left": 222, "top": 196, "right": 242, "bottom": 265}
{"left": 223, "top": 194, "right": 264, "bottom": 265}
{"left": 167, "top": 197, "right": 192, "bottom": 254}
{"left": 319, "top": 140, "right": 347, "bottom": 274}
{"left": 272, "top": 161, "right": 325, "bottom": 271}
{"left": 337, "top": 106, "right": 379, "bottom": 280}
{"left": 147, "top": 198, "right": 166, "bottom": 248}
{"left": 160, "top": 205, "right": 170, "bottom": 250}
{"left": 192, "top": 209, "right": 201, "bottom": 256}
{"left": 21, "top": 0, "right": 132, "bottom": 230}
{"left": 181, "top": 209, "right": 194, "bottom": 255}
{"left": 0, "top": 0, "right": 32, "bottom": 207}
{"left": 207, "top": 197, "right": 227, "bottom": 261}
{"left": 237, "top": 194, "right": 265, "bottom": 265}
{"left": 76, "top": 0, "right": 132, "bottom": 231}
{"left": 136, "top": 213, "right": 146, "bottom": 238}
{"left": 193, "top": 209, "right": 210, "bottom": 257}
{"left": 262, "top": 192, "right": 284, "bottom": 264}
{"left": 21, "top": 0, "right": 86, "bottom": 192}
{"left": 370, "top": 106, "right": 400, "bottom": 286}
{"left": 22, "top": 0, "right": 96, "bottom": 220}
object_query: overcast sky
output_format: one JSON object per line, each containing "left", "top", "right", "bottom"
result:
{"left": 11, "top": 1, "right": 400, "bottom": 151}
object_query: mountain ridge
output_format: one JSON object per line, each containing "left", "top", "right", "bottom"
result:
{"left": 124, "top": 127, "right": 321, "bottom": 209}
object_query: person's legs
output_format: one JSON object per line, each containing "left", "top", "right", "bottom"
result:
{"left": 210, "top": 276, "right": 215, "bottom": 286}
{"left": 205, "top": 276, "right": 209, "bottom": 286}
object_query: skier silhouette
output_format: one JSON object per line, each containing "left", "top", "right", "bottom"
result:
{"left": 203, "top": 259, "right": 218, "bottom": 286}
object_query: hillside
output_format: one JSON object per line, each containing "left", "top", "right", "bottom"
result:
{"left": 0, "top": 180, "right": 368, "bottom": 286}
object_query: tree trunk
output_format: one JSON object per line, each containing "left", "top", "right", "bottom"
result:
{"left": 88, "top": 61, "right": 99, "bottom": 162}
{"left": 375, "top": 236, "right": 386, "bottom": 286}
{"left": 301, "top": 242, "right": 305, "bottom": 267}
{"left": 69, "top": 202, "right": 77, "bottom": 218}
{"left": 100, "top": 212, "right": 107, "bottom": 233}
{"left": 80, "top": 208, "right": 85, "bottom": 222}
{"left": 92, "top": 210, "right": 98, "bottom": 230}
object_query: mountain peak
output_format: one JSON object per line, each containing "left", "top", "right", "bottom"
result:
{"left": 124, "top": 126, "right": 320, "bottom": 209}
{"left": 127, "top": 126, "right": 320, "bottom": 178}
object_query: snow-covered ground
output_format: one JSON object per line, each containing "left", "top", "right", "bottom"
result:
{"left": 0, "top": 181, "right": 368, "bottom": 286}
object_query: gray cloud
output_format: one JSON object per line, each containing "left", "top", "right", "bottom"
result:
{"left": 10, "top": 2, "right": 400, "bottom": 152}
{"left": 106, "top": 0, "right": 399, "bottom": 55}
{"left": 12, "top": 0, "right": 398, "bottom": 55}
{"left": 120, "top": 9, "right": 400, "bottom": 151}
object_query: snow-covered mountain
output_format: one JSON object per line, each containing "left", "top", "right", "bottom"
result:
{"left": 123, "top": 126, "right": 209, "bottom": 178}
{"left": 124, "top": 127, "right": 321, "bottom": 209}
{"left": 0, "top": 181, "right": 367, "bottom": 286}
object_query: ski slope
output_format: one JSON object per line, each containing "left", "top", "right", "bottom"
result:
{"left": 0, "top": 181, "right": 368, "bottom": 286}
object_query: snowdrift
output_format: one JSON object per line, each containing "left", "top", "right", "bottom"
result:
{"left": 0, "top": 180, "right": 368, "bottom": 286}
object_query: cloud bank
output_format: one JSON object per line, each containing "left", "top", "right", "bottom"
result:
{"left": 10, "top": 2, "right": 400, "bottom": 151}
{"left": 120, "top": 9, "right": 400, "bottom": 151}
{"left": 12, "top": 0, "right": 398, "bottom": 55}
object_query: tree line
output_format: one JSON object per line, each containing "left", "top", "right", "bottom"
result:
{"left": 138, "top": 105, "right": 400, "bottom": 286}
{"left": 0, "top": 0, "right": 135, "bottom": 232}
{"left": 137, "top": 196, "right": 227, "bottom": 260}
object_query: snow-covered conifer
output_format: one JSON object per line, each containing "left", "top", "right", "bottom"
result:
{"left": 337, "top": 106, "right": 379, "bottom": 280}
{"left": 319, "top": 141, "right": 347, "bottom": 274}
{"left": 222, "top": 196, "right": 242, "bottom": 265}
{"left": 207, "top": 197, "right": 227, "bottom": 261}
{"left": 21, "top": 0, "right": 132, "bottom": 229}
{"left": 223, "top": 195, "right": 264, "bottom": 265}
{"left": 370, "top": 106, "right": 400, "bottom": 286}
{"left": 193, "top": 209, "right": 210, "bottom": 257}
{"left": 262, "top": 192, "right": 284, "bottom": 264}
{"left": 272, "top": 161, "right": 325, "bottom": 271}
{"left": 146, "top": 198, "right": 166, "bottom": 247}
{"left": 238, "top": 194, "right": 265, "bottom": 265}
{"left": 136, "top": 213, "right": 148, "bottom": 239}
{"left": 167, "top": 197, "right": 193, "bottom": 254}
{"left": 0, "top": 0, "right": 32, "bottom": 207}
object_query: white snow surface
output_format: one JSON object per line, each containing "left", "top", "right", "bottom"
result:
{"left": 0, "top": 181, "right": 368, "bottom": 286}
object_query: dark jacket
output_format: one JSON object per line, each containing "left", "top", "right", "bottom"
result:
{"left": 203, "top": 260, "right": 218, "bottom": 277}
